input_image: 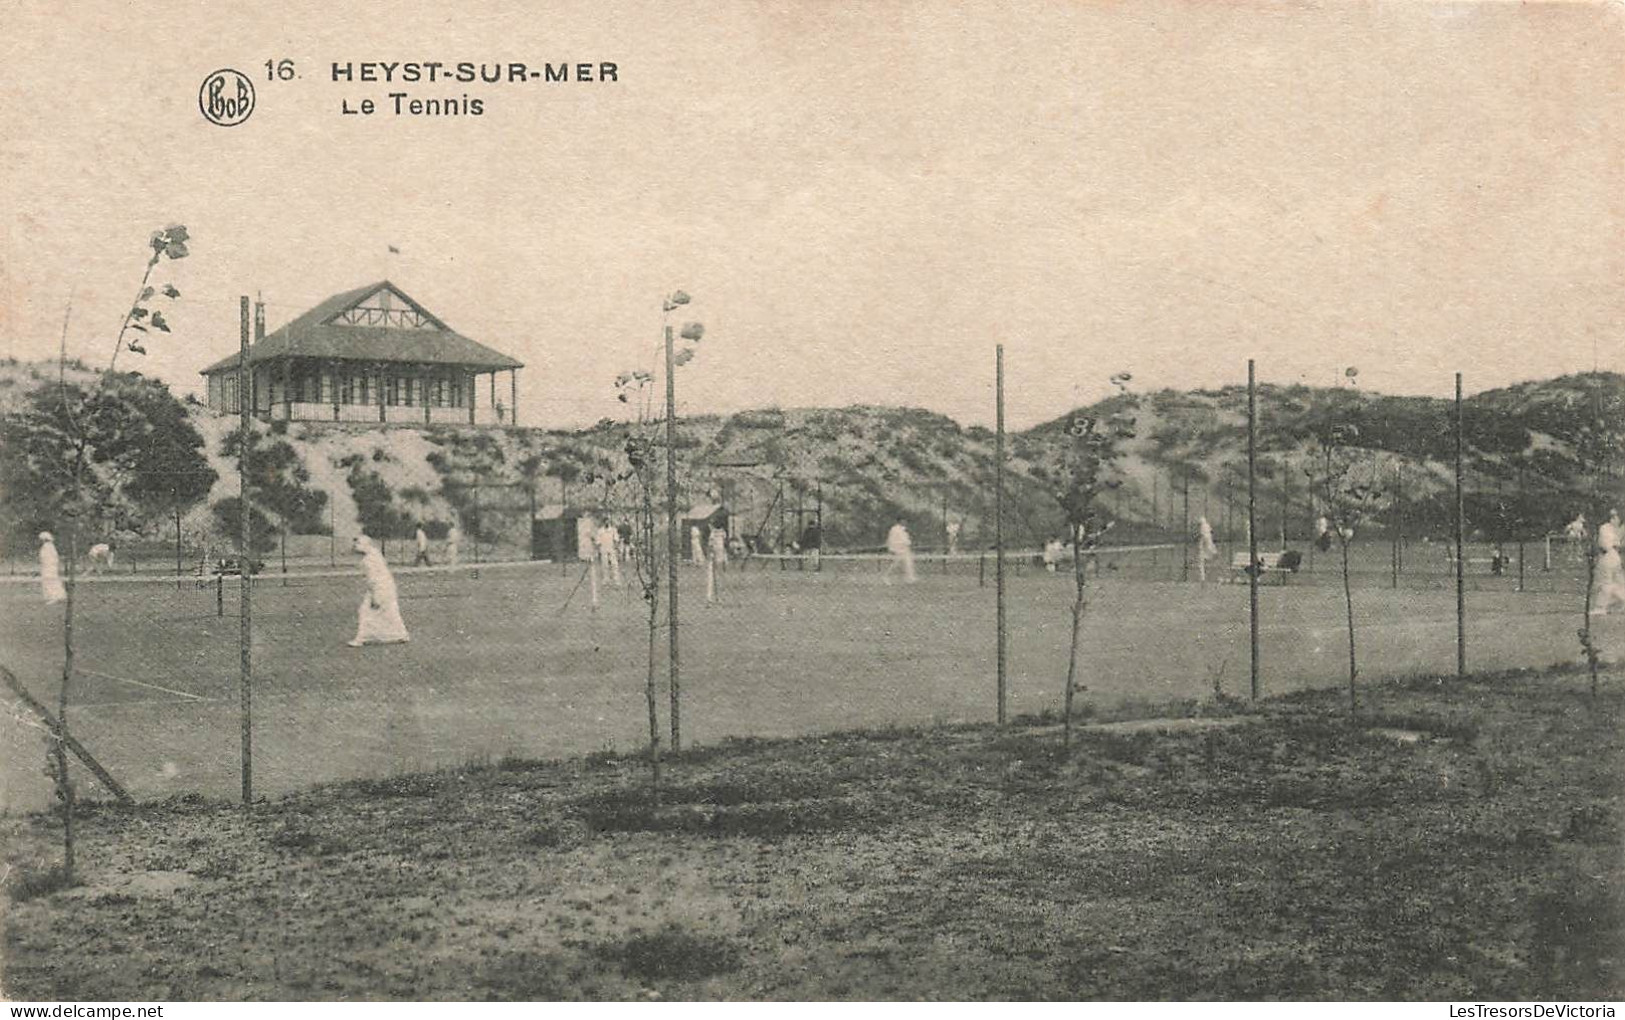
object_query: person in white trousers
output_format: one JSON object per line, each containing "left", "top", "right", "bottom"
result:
{"left": 882, "top": 520, "right": 916, "bottom": 584}
{"left": 1196, "top": 516, "right": 1218, "bottom": 582}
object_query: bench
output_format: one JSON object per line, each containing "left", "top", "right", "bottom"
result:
{"left": 195, "top": 556, "right": 264, "bottom": 588}
{"left": 1231, "top": 550, "right": 1297, "bottom": 583}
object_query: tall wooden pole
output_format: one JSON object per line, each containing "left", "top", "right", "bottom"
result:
{"left": 995, "top": 345, "right": 1007, "bottom": 726}
{"left": 1516, "top": 460, "right": 1526, "bottom": 593}
{"left": 1394, "top": 461, "right": 1404, "bottom": 583}
{"left": 1151, "top": 471, "right": 1160, "bottom": 570}
{"left": 665, "top": 323, "right": 682, "bottom": 751}
{"left": 1247, "top": 359, "right": 1260, "bottom": 701}
{"left": 1279, "top": 457, "right": 1289, "bottom": 546}
{"left": 238, "top": 296, "right": 253, "bottom": 806}
{"left": 1455, "top": 372, "right": 1466, "bottom": 678}
{"left": 815, "top": 479, "right": 823, "bottom": 573}
{"left": 1181, "top": 475, "right": 1190, "bottom": 581}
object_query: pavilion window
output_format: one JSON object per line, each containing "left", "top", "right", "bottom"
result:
{"left": 341, "top": 373, "right": 354, "bottom": 405}
{"left": 388, "top": 376, "right": 400, "bottom": 406}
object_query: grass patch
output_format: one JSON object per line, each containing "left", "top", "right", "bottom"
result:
{"left": 472, "top": 950, "right": 571, "bottom": 1000}
{"left": 573, "top": 781, "right": 877, "bottom": 838}
{"left": 7, "top": 865, "right": 76, "bottom": 903}
{"left": 267, "top": 827, "right": 352, "bottom": 857}
{"left": 593, "top": 927, "right": 742, "bottom": 981}
{"left": 1, "top": 668, "right": 1620, "bottom": 1000}
{"left": 1359, "top": 712, "right": 1479, "bottom": 742}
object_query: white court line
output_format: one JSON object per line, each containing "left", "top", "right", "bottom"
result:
{"left": 72, "top": 696, "right": 220, "bottom": 709}
{"left": 75, "top": 666, "right": 205, "bottom": 702}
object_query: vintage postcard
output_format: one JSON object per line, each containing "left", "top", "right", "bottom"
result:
{"left": 1, "top": 0, "right": 1622, "bottom": 1004}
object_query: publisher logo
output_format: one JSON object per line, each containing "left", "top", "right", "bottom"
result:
{"left": 199, "top": 68, "right": 255, "bottom": 127}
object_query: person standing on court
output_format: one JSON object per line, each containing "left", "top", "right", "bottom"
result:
{"left": 1196, "top": 516, "right": 1218, "bottom": 582}
{"left": 413, "top": 523, "right": 432, "bottom": 567}
{"left": 597, "top": 521, "right": 623, "bottom": 586}
{"left": 883, "top": 518, "right": 916, "bottom": 584}
{"left": 38, "top": 531, "right": 66, "bottom": 605}
{"left": 1315, "top": 515, "right": 1334, "bottom": 552}
{"left": 349, "top": 536, "right": 409, "bottom": 646}
{"left": 709, "top": 526, "right": 729, "bottom": 569}
{"left": 1592, "top": 510, "right": 1625, "bottom": 617}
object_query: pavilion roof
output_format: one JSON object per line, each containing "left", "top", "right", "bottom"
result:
{"left": 200, "top": 281, "right": 523, "bottom": 375}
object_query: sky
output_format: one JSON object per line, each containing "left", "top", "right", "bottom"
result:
{"left": 1, "top": 0, "right": 1621, "bottom": 430}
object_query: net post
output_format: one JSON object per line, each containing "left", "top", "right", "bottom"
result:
{"left": 995, "top": 344, "right": 1007, "bottom": 727}
{"left": 665, "top": 322, "right": 681, "bottom": 752}
{"left": 1181, "top": 475, "right": 1190, "bottom": 582}
{"left": 1247, "top": 359, "right": 1259, "bottom": 701}
{"left": 238, "top": 295, "right": 254, "bottom": 807}
{"left": 1455, "top": 371, "right": 1466, "bottom": 678}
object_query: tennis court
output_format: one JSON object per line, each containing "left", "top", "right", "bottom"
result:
{"left": 1, "top": 549, "right": 1615, "bottom": 812}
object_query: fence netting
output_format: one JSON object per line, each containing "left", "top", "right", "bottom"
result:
{"left": 3, "top": 367, "right": 1619, "bottom": 812}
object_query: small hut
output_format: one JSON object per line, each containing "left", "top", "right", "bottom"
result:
{"left": 681, "top": 504, "right": 730, "bottom": 560}
{"left": 530, "top": 504, "right": 589, "bottom": 562}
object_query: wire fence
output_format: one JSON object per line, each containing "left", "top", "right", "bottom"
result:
{"left": 3, "top": 362, "right": 1619, "bottom": 814}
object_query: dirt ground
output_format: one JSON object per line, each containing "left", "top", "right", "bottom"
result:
{"left": 2, "top": 667, "right": 1620, "bottom": 1001}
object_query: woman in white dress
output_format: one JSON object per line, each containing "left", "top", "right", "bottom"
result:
{"left": 38, "top": 532, "right": 66, "bottom": 605}
{"left": 883, "top": 520, "right": 916, "bottom": 584}
{"left": 349, "top": 535, "right": 409, "bottom": 646}
{"left": 1591, "top": 510, "right": 1625, "bottom": 617}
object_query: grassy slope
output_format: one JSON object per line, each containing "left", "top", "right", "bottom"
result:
{"left": 3, "top": 669, "right": 1620, "bottom": 1001}
{"left": 6, "top": 360, "right": 1621, "bottom": 557}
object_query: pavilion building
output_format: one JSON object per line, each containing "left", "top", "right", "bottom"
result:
{"left": 200, "top": 282, "right": 524, "bottom": 425}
